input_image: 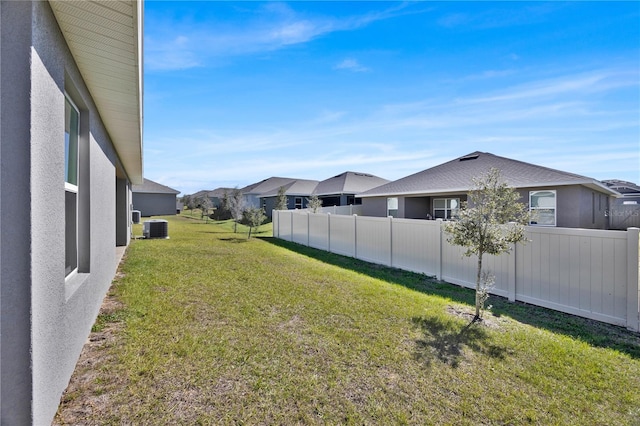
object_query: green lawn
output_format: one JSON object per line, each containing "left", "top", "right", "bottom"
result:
{"left": 57, "top": 214, "right": 640, "bottom": 425}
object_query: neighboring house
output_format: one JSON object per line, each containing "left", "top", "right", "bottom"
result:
{"left": 603, "top": 179, "right": 640, "bottom": 203}
{"left": 132, "top": 178, "right": 180, "bottom": 216}
{"left": 313, "top": 171, "right": 390, "bottom": 207}
{"left": 1, "top": 1, "right": 143, "bottom": 424}
{"left": 603, "top": 180, "right": 640, "bottom": 229}
{"left": 240, "top": 177, "right": 298, "bottom": 209}
{"left": 259, "top": 179, "right": 320, "bottom": 219}
{"left": 359, "top": 151, "right": 621, "bottom": 229}
{"left": 207, "top": 187, "right": 235, "bottom": 208}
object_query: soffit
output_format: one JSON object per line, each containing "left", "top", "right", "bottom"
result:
{"left": 49, "top": 0, "right": 143, "bottom": 184}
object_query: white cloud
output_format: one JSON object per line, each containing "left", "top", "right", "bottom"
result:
{"left": 334, "top": 58, "right": 370, "bottom": 73}
{"left": 145, "top": 2, "right": 424, "bottom": 72}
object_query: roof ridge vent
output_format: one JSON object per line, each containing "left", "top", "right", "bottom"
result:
{"left": 459, "top": 153, "right": 480, "bottom": 162}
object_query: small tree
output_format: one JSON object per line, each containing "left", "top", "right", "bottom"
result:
{"left": 307, "top": 194, "right": 323, "bottom": 213}
{"left": 444, "top": 168, "right": 530, "bottom": 322}
{"left": 242, "top": 207, "right": 267, "bottom": 239}
{"left": 196, "top": 196, "right": 213, "bottom": 221}
{"left": 229, "top": 187, "right": 245, "bottom": 233}
{"left": 182, "top": 195, "right": 195, "bottom": 215}
{"left": 275, "top": 186, "right": 288, "bottom": 211}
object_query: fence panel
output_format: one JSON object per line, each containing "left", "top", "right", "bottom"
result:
{"left": 318, "top": 205, "right": 363, "bottom": 216}
{"left": 291, "top": 212, "right": 309, "bottom": 245}
{"left": 277, "top": 211, "right": 293, "bottom": 241}
{"left": 391, "top": 219, "right": 439, "bottom": 276}
{"left": 356, "top": 216, "right": 392, "bottom": 266}
{"left": 516, "top": 227, "right": 630, "bottom": 326}
{"left": 309, "top": 213, "right": 329, "bottom": 250}
{"left": 329, "top": 215, "right": 356, "bottom": 257}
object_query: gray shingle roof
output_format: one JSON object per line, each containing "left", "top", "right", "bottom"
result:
{"left": 240, "top": 177, "right": 298, "bottom": 195}
{"left": 314, "top": 171, "right": 390, "bottom": 196}
{"left": 207, "top": 187, "right": 235, "bottom": 198}
{"left": 132, "top": 178, "right": 180, "bottom": 194}
{"left": 259, "top": 179, "right": 320, "bottom": 197}
{"left": 360, "top": 151, "right": 618, "bottom": 197}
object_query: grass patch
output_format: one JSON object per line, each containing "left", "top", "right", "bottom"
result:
{"left": 57, "top": 215, "right": 640, "bottom": 425}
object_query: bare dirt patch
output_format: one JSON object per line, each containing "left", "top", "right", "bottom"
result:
{"left": 53, "top": 277, "right": 127, "bottom": 425}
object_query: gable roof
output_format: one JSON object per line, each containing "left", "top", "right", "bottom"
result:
{"left": 240, "top": 177, "right": 298, "bottom": 195}
{"left": 360, "top": 151, "right": 619, "bottom": 198}
{"left": 259, "top": 179, "right": 320, "bottom": 197}
{"left": 207, "top": 187, "right": 235, "bottom": 198}
{"left": 49, "top": 1, "right": 143, "bottom": 183}
{"left": 314, "top": 172, "right": 390, "bottom": 196}
{"left": 132, "top": 179, "right": 180, "bottom": 195}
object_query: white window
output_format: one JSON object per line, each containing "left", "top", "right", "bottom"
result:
{"left": 529, "top": 190, "right": 556, "bottom": 226}
{"left": 65, "top": 96, "right": 80, "bottom": 276}
{"left": 294, "top": 197, "right": 303, "bottom": 209}
{"left": 433, "top": 198, "right": 459, "bottom": 220}
{"left": 387, "top": 197, "right": 398, "bottom": 218}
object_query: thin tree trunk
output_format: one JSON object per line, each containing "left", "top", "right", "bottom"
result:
{"left": 475, "top": 252, "right": 483, "bottom": 321}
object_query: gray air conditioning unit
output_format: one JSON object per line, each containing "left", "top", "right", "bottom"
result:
{"left": 132, "top": 210, "right": 141, "bottom": 224}
{"left": 143, "top": 219, "right": 169, "bottom": 239}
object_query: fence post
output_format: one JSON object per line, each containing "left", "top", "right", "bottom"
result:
{"left": 327, "top": 213, "right": 331, "bottom": 253}
{"left": 508, "top": 222, "right": 517, "bottom": 302}
{"left": 626, "top": 227, "right": 639, "bottom": 332}
{"left": 436, "top": 219, "right": 443, "bottom": 280}
{"left": 290, "top": 211, "right": 294, "bottom": 242}
{"left": 389, "top": 216, "right": 393, "bottom": 267}
{"left": 508, "top": 242, "right": 517, "bottom": 302}
{"left": 272, "top": 210, "right": 277, "bottom": 238}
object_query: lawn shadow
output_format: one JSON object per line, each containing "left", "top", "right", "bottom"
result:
{"left": 261, "top": 237, "right": 640, "bottom": 359}
{"left": 412, "top": 316, "right": 508, "bottom": 368}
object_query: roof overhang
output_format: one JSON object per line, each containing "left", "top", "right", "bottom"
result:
{"left": 49, "top": 0, "right": 144, "bottom": 184}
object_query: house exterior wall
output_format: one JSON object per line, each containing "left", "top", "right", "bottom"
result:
{"left": 362, "top": 185, "right": 611, "bottom": 230}
{"left": 133, "top": 192, "right": 178, "bottom": 217}
{"left": 1, "top": 2, "right": 135, "bottom": 423}
{"left": 361, "top": 197, "right": 388, "bottom": 217}
{"left": 262, "top": 195, "right": 310, "bottom": 220}
{"left": 1, "top": 1, "right": 34, "bottom": 422}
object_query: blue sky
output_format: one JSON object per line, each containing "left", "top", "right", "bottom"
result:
{"left": 143, "top": 1, "right": 640, "bottom": 195}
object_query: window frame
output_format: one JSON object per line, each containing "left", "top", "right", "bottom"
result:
{"left": 294, "top": 197, "right": 303, "bottom": 209}
{"left": 433, "top": 197, "right": 460, "bottom": 220}
{"left": 529, "top": 190, "right": 557, "bottom": 227}
{"left": 387, "top": 197, "right": 398, "bottom": 218}
{"left": 65, "top": 94, "right": 80, "bottom": 277}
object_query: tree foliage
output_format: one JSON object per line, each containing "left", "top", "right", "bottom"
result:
{"left": 242, "top": 207, "right": 267, "bottom": 239}
{"left": 307, "top": 194, "right": 323, "bottom": 213}
{"left": 275, "top": 186, "right": 288, "bottom": 211}
{"left": 444, "top": 168, "right": 531, "bottom": 321}
{"left": 229, "top": 187, "right": 245, "bottom": 233}
{"left": 195, "top": 196, "right": 213, "bottom": 221}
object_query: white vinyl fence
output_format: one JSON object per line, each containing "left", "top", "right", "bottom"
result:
{"left": 273, "top": 210, "right": 640, "bottom": 331}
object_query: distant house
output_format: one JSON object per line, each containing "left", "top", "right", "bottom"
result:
{"left": 314, "top": 171, "right": 390, "bottom": 207}
{"left": 259, "top": 179, "right": 320, "bottom": 219}
{"left": 0, "top": 1, "right": 143, "bottom": 423}
{"left": 603, "top": 180, "right": 640, "bottom": 229}
{"left": 240, "top": 177, "right": 299, "bottom": 209}
{"left": 133, "top": 179, "right": 180, "bottom": 216}
{"left": 359, "top": 152, "right": 620, "bottom": 229}
{"left": 207, "top": 187, "right": 235, "bottom": 208}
